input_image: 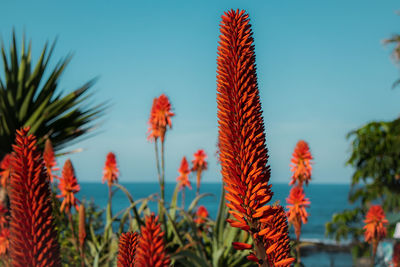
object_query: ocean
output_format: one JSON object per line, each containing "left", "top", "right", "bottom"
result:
{"left": 78, "top": 182, "right": 353, "bottom": 266}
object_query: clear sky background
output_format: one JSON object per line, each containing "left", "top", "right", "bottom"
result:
{"left": 1, "top": 1, "right": 400, "bottom": 184}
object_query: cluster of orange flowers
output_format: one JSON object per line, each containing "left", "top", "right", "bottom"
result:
{"left": 217, "top": 9, "right": 294, "bottom": 266}
{"left": 103, "top": 152, "right": 120, "bottom": 186}
{"left": 363, "top": 205, "right": 388, "bottom": 260}
{"left": 176, "top": 150, "right": 208, "bottom": 191}
{"left": 147, "top": 94, "right": 175, "bottom": 143}
{"left": 286, "top": 140, "right": 312, "bottom": 263}
{"left": 286, "top": 186, "right": 310, "bottom": 240}
{"left": 176, "top": 150, "right": 208, "bottom": 207}
{"left": 0, "top": 126, "right": 175, "bottom": 266}
{"left": 289, "top": 140, "right": 313, "bottom": 186}
{"left": 177, "top": 157, "right": 191, "bottom": 190}
{"left": 194, "top": 205, "right": 209, "bottom": 224}
{"left": 117, "top": 213, "right": 170, "bottom": 267}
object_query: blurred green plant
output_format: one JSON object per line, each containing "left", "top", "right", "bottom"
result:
{"left": 0, "top": 31, "right": 106, "bottom": 159}
{"left": 325, "top": 116, "right": 400, "bottom": 260}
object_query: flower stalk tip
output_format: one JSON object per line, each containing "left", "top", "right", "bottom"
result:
{"left": 135, "top": 213, "right": 170, "bottom": 267}
{"left": 102, "top": 152, "right": 119, "bottom": 187}
{"left": 57, "top": 159, "right": 80, "bottom": 213}
{"left": 290, "top": 140, "right": 313, "bottom": 186}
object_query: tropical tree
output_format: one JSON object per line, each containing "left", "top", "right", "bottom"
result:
{"left": 0, "top": 31, "right": 106, "bottom": 159}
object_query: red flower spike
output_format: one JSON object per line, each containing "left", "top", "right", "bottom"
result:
{"left": 147, "top": 94, "right": 174, "bottom": 143}
{"left": 9, "top": 127, "right": 60, "bottom": 266}
{"left": 364, "top": 205, "right": 388, "bottom": 256}
{"left": 57, "top": 159, "right": 80, "bottom": 213}
{"left": 0, "top": 227, "right": 9, "bottom": 256}
{"left": 43, "top": 139, "right": 59, "bottom": 183}
{"left": 102, "top": 152, "right": 119, "bottom": 186}
{"left": 117, "top": 232, "right": 139, "bottom": 267}
{"left": 176, "top": 157, "right": 191, "bottom": 190}
{"left": 263, "top": 206, "right": 295, "bottom": 267}
{"left": 0, "top": 153, "right": 13, "bottom": 188}
{"left": 286, "top": 186, "right": 310, "bottom": 240}
{"left": 217, "top": 9, "right": 293, "bottom": 265}
{"left": 290, "top": 140, "right": 313, "bottom": 186}
{"left": 194, "top": 205, "right": 209, "bottom": 224}
{"left": 191, "top": 149, "right": 208, "bottom": 194}
{"left": 135, "top": 213, "right": 170, "bottom": 267}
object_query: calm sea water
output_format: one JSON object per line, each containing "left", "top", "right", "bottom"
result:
{"left": 78, "top": 182, "right": 353, "bottom": 266}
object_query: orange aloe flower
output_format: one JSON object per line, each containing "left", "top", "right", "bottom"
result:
{"left": 286, "top": 186, "right": 310, "bottom": 240}
{"left": 102, "top": 152, "right": 119, "bottom": 186}
{"left": 217, "top": 9, "right": 293, "bottom": 266}
{"left": 135, "top": 213, "right": 170, "bottom": 267}
{"left": 0, "top": 228, "right": 9, "bottom": 256}
{"left": 9, "top": 127, "right": 60, "bottom": 266}
{"left": 0, "top": 153, "right": 13, "bottom": 188}
{"left": 191, "top": 149, "right": 208, "bottom": 195}
{"left": 290, "top": 140, "right": 313, "bottom": 186}
{"left": 57, "top": 159, "right": 80, "bottom": 213}
{"left": 43, "top": 139, "right": 59, "bottom": 183}
{"left": 177, "top": 156, "right": 191, "bottom": 190}
{"left": 364, "top": 205, "right": 388, "bottom": 257}
{"left": 147, "top": 94, "right": 174, "bottom": 143}
{"left": 117, "top": 232, "right": 138, "bottom": 267}
{"left": 194, "top": 205, "right": 209, "bottom": 224}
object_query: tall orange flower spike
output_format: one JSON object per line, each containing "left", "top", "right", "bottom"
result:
{"left": 0, "top": 153, "right": 13, "bottom": 188}
{"left": 364, "top": 205, "right": 388, "bottom": 258}
{"left": 217, "top": 9, "right": 293, "bottom": 266}
{"left": 102, "top": 152, "right": 119, "bottom": 186}
{"left": 43, "top": 139, "right": 59, "bottom": 183}
{"left": 194, "top": 205, "right": 209, "bottom": 224}
{"left": 147, "top": 94, "right": 174, "bottom": 143}
{"left": 176, "top": 156, "right": 191, "bottom": 190}
{"left": 117, "top": 232, "right": 138, "bottom": 267}
{"left": 8, "top": 127, "right": 60, "bottom": 266}
{"left": 191, "top": 149, "right": 208, "bottom": 195}
{"left": 290, "top": 140, "right": 313, "bottom": 186}
{"left": 135, "top": 214, "right": 170, "bottom": 267}
{"left": 57, "top": 159, "right": 80, "bottom": 213}
{"left": 286, "top": 186, "right": 310, "bottom": 241}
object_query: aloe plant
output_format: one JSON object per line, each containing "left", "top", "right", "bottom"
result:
{"left": 0, "top": 31, "right": 106, "bottom": 158}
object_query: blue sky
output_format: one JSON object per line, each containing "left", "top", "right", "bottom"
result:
{"left": 1, "top": 0, "right": 400, "bottom": 184}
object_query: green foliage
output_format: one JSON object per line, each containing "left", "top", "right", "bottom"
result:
{"left": 0, "top": 31, "right": 106, "bottom": 158}
{"left": 347, "top": 119, "right": 400, "bottom": 210}
{"left": 325, "top": 120, "right": 400, "bottom": 259}
{"left": 164, "top": 187, "right": 254, "bottom": 267}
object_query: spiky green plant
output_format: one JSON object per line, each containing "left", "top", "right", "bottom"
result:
{"left": 0, "top": 31, "right": 106, "bottom": 158}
